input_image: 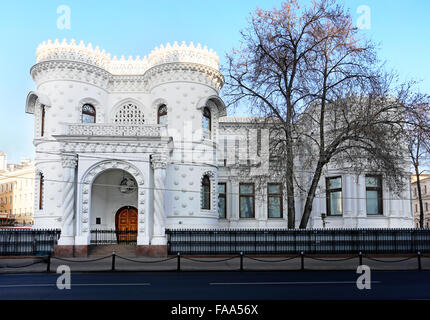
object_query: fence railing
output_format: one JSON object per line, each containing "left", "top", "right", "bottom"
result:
{"left": 0, "top": 229, "right": 61, "bottom": 256}
{"left": 4, "top": 252, "right": 430, "bottom": 273}
{"left": 166, "top": 228, "right": 430, "bottom": 255}
{"left": 90, "top": 229, "right": 138, "bottom": 245}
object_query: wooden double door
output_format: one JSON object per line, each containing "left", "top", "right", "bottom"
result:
{"left": 115, "top": 206, "right": 138, "bottom": 243}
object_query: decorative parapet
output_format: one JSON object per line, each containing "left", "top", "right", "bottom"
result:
{"left": 67, "top": 123, "right": 167, "bottom": 137}
{"left": 36, "top": 39, "right": 220, "bottom": 75}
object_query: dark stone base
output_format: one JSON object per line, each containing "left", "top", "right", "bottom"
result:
{"left": 74, "top": 245, "right": 88, "bottom": 257}
{"left": 136, "top": 245, "right": 168, "bottom": 257}
{"left": 54, "top": 245, "right": 74, "bottom": 258}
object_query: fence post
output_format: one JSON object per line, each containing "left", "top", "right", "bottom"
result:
{"left": 177, "top": 252, "right": 181, "bottom": 272}
{"left": 46, "top": 254, "right": 51, "bottom": 273}
{"left": 418, "top": 251, "right": 422, "bottom": 272}
{"left": 32, "top": 239, "right": 37, "bottom": 256}
{"left": 300, "top": 251, "right": 305, "bottom": 271}
{"left": 240, "top": 252, "right": 244, "bottom": 271}
{"left": 359, "top": 251, "right": 363, "bottom": 266}
{"left": 111, "top": 251, "right": 116, "bottom": 271}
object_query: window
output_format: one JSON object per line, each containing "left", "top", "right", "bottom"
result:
{"left": 157, "top": 104, "right": 167, "bottom": 125}
{"left": 41, "top": 105, "right": 45, "bottom": 137}
{"left": 240, "top": 183, "right": 255, "bottom": 218}
{"left": 201, "top": 175, "right": 211, "bottom": 210}
{"left": 268, "top": 129, "right": 282, "bottom": 168}
{"left": 38, "top": 173, "right": 44, "bottom": 210}
{"left": 82, "top": 104, "right": 96, "bottom": 123}
{"left": 426, "top": 185, "right": 428, "bottom": 194}
{"left": 217, "top": 159, "right": 227, "bottom": 167}
{"left": 426, "top": 203, "right": 429, "bottom": 212}
{"left": 416, "top": 203, "right": 418, "bottom": 212}
{"left": 366, "top": 175, "right": 383, "bottom": 215}
{"left": 96, "top": 217, "right": 101, "bottom": 225}
{"left": 257, "top": 129, "right": 261, "bottom": 156}
{"left": 115, "top": 103, "right": 145, "bottom": 124}
{"left": 203, "top": 107, "right": 211, "bottom": 139}
{"left": 218, "top": 183, "right": 227, "bottom": 219}
{"left": 326, "top": 177, "right": 342, "bottom": 216}
{"left": 268, "top": 183, "right": 283, "bottom": 218}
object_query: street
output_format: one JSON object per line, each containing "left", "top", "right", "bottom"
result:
{"left": 1, "top": 271, "right": 430, "bottom": 300}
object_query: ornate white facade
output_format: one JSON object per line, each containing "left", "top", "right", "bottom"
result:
{"left": 25, "top": 39, "right": 413, "bottom": 253}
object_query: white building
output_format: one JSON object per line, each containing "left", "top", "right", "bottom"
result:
{"left": 25, "top": 39, "right": 413, "bottom": 256}
{"left": 411, "top": 175, "right": 430, "bottom": 227}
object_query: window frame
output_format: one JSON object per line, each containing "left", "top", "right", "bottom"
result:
{"left": 157, "top": 104, "right": 167, "bottom": 125}
{"left": 82, "top": 104, "right": 96, "bottom": 123}
{"left": 201, "top": 175, "right": 211, "bottom": 210}
{"left": 203, "top": 107, "right": 212, "bottom": 139}
{"left": 326, "top": 176, "right": 343, "bottom": 216}
{"left": 41, "top": 105, "right": 45, "bottom": 137}
{"left": 267, "top": 183, "right": 283, "bottom": 219}
{"left": 365, "top": 175, "right": 383, "bottom": 215}
{"left": 38, "top": 173, "right": 44, "bottom": 210}
{"left": 239, "top": 183, "right": 255, "bottom": 219}
{"left": 218, "top": 182, "right": 227, "bottom": 219}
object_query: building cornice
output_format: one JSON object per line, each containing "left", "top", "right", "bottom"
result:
{"left": 31, "top": 60, "right": 224, "bottom": 93}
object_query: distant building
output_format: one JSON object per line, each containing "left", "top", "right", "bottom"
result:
{"left": 0, "top": 154, "right": 35, "bottom": 226}
{"left": 411, "top": 174, "right": 430, "bottom": 228}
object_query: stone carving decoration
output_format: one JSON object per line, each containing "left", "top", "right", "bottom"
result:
{"left": 114, "top": 103, "right": 145, "bottom": 124}
{"left": 31, "top": 40, "right": 224, "bottom": 93}
{"left": 119, "top": 177, "right": 137, "bottom": 194}
{"left": 79, "top": 160, "right": 145, "bottom": 236}
{"left": 36, "top": 39, "right": 220, "bottom": 74}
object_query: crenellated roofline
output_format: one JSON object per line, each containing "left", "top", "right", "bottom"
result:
{"left": 35, "top": 39, "right": 220, "bottom": 75}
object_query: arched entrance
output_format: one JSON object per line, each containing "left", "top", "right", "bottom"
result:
{"left": 115, "top": 206, "right": 138, "bottom": 243}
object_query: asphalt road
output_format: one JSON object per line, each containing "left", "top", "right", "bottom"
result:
{"left": 1, "top": 271, "right": 430, "bottom": 300}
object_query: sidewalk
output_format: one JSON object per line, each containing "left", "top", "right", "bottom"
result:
{"left": 0, "top": 254, "right": 429, "bottom": 273}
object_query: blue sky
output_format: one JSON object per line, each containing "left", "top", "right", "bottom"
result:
{"left": 0, "top": 0, "right": 428, "bottom": 163}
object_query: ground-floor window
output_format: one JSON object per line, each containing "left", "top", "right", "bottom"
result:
{"left": 326, "top": 176, "right": 342, "bottom": 216}
{"left": 366, "top": 175, "right": 383, "bottom": 215}
{"left": 240, "top": 183, "right": 255, "bottom": 218}
{"left": 268, "top": 183, "right": 283, "bottom": 218}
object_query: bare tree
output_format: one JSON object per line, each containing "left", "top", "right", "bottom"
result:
{"left": 224, "top": 0, "right": 337, "bottom": 228}
{"left": 404, "top": 99, "right": 430, "bottom": 228}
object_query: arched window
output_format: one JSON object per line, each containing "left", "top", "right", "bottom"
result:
{"left": 201, "top": 175, "right": 211, "bottom": 210}
{"left": 157, "top": 104, "right": 167, "bottom": 125}
{"left": 82, "top": 104, "right": 96, "bottom": 123}
{"left": 38, "top": 173, "right": 44, "bottom": 210}
{"left": 203, "top": 107, "right": 211, "bottom": 139}
{"left": 115, "top": 103, "right": 145, "bottom": 124}
{"left": 41, "top": 105, "right": 45, "bottom": 137}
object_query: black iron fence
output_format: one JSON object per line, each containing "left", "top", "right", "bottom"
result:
{"left": 90, "top": 229, "right": 138, "bottom": 245}
{"left": 0, "top": 229, "right": 61, "bottom": 256}
{"left": 166, "top": 228, "right": 430, "bottom": 255}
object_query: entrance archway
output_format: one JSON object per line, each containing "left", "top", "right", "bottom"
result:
{"left": 115, "top": 206, "right": 138, "bottom": 243}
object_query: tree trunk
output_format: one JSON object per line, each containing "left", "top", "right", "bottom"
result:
{"left": 286, "top": 143, "right": 296, "bottom": 229}
{"left": 299, "top": 161, "right": 325, "bottom": 229}
{"left": 415, "top": 166, "right": 425, "bottom": 228}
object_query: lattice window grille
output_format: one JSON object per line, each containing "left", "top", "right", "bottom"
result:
{"left": 114, "top": 103, "right": 145, "bottom": 124}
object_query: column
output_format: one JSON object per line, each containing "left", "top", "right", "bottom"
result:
{"left": 55, "top": 155, "right": 77, "bottom": 256}
{"left": 231, "top": 179, "right": 240, "bottom": 224}
{"left": 357, "top": 175, "right": 366, "bottom": 227}
{"left": 151, "top": 154, "right": 168, "bottom": 245}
